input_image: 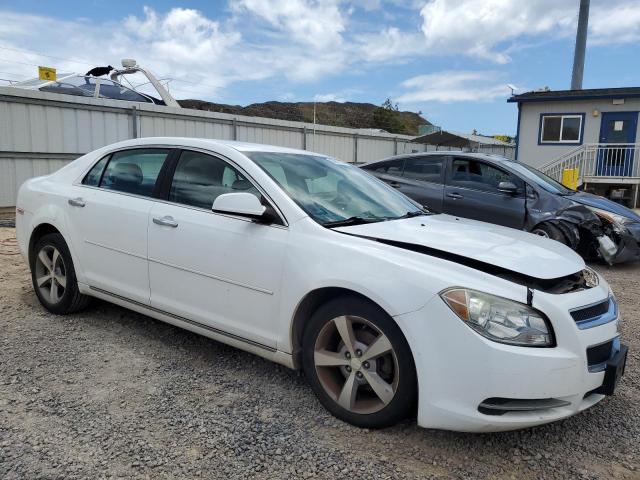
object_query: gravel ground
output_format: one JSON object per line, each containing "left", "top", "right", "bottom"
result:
{"left": 1, "top": 226, "right": 639, "bottom": 480}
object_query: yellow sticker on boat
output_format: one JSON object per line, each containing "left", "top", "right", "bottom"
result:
{"left": 38, "top": 66, "right": 56, "bottom": 81}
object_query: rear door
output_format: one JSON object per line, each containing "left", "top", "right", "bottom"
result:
{"left": 68, "top": 148, "right": 172, "bottom": 304}
{"left": 362, "top": 158, "right": 405, "bottom": 185}
{"left": 397, "top": 156, "right": 446, "bottom": 211}
{"left": 443, "top": 157, "right": 525, "bottom": 229}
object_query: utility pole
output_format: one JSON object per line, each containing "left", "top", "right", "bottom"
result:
{"left": 571, "top": 0, "right": 590, "bottom": 90}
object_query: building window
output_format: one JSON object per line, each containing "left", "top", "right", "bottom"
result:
{"left": 539, "top": 114, "right": 583, "bottom": 144}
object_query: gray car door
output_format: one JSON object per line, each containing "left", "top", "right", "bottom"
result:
{"left": 443, "top": 157, "right": 526, "bottom": 229}
{"left": 398, "top": 156, "right": 446, "bottom": 212}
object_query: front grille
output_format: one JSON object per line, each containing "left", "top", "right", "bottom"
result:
{"left": 587, "top": 340, "right": 613, "bottom": 366}
{"left": 570, "top": 298, "right": 610, "bottom": 322}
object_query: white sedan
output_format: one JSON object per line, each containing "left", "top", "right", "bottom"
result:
{"left": 15, "top": 137, "right": 627, "bottom": 432}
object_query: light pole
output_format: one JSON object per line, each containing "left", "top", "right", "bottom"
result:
{"left": 571, "top": 0, "right": 590, "bottom": 90}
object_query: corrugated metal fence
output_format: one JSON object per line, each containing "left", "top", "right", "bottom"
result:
{"left": 0, "top": 87, "right": 513, "bottom": 207}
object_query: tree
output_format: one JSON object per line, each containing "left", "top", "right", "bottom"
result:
{"left": 493, "top": 135, "right": 513, "bottom": 143}
{"left": 373, "top": 98, "right": 408, "bottom": 134}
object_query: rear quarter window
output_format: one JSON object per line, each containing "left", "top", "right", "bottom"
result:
{"left": 82, "top": 155, "right": 110, "bottom": 186}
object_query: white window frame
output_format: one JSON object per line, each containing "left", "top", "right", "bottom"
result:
{"left": 539, "top": 114, "right": 583, "bottom": 144}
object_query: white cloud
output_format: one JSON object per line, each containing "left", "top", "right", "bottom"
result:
{"left": 230, "top": 0, "right": 346, "bottom": 49}
{"left": 590, "top": 4, "right": 640, "bottom": 45}
{"left": 419, "top": 0, "right": 575, "bottom": 63}
{"left": 357, "top": 27, "right": 426, "bottom": 62}
{"left": 0, "top": 5, "right": 351, "bottom": 99}
{"left": 1, "top": 0, "right": 638, "bottom": 105}
{"left": 397, "top": 71, "right": 509, "bottom": 103}
{"left": 419, "top": 0, "right": 640, "bottom": 63}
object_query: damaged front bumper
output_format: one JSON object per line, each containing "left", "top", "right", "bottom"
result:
{"left": 602, "top": 222, "right": 640, "bottom": 264}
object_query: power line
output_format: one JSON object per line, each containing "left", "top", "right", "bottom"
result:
{"left": 0, "top": 44, "right": 95, "bottom": 67}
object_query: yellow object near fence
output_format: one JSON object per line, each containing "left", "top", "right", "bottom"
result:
{"left": 562, "top": 168, "right": 579, "bottom": 190}
{"left": 38, "top": 66, "right": 56, "bottom": 81}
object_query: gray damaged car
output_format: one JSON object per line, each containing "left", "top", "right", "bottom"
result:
{"left": 361, "top": 152, "right": 640, "bottom": 264}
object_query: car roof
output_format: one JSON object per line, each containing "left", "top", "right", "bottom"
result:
{"left": 362, "top": 151, "right": 514, "bottom": 166}
{"left": 101, "top": 136, "right": 319, "bottom": 156}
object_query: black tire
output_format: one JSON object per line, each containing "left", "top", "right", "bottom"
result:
{"left": 30, "top": 233, "right": 91, "bottom": 314}
{"left": 302, "top": 296, "right": 417, "bottom": 429}
{"left": 531, "top": 223, "right": 568, "bottom": 245}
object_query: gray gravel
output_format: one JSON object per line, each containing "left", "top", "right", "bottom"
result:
{"left": 1, "top": 226, "right": 639, "bottom": 480}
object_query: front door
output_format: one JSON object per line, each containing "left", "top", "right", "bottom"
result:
{"left": 443, "top": 157, "right": 526, "bottom": 229}
{"left": 597, "top": 112, "right": 638, "bottom": 176}
{"left": 147, "top": 149, "right": 288, "bottom": 349}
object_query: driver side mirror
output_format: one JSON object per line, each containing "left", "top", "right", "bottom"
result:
{"left": 497, "top": 181, "right": 518, "bottom": 195}
{"left": 212, "top": 192, "right": 270, "bottom": 222}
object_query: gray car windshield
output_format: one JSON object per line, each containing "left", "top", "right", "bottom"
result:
{"left": 507, "top": 162, "right": 573, "bottom": 195}
{"left": 246, "top": 152, "right": 423, "bottom": 225}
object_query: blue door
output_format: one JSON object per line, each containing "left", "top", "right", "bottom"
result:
{"left": 596, "top": 112, "right": 638, "bottom": 176}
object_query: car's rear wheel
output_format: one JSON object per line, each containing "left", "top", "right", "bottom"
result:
{"left": 531, "top": 223, "right": 568, "bottom": 245}
{"left": 31, "top": 233, "right": 90, "bottom": 314}
{"left": 302, "top": 296, "right": 417, "bottom": 428}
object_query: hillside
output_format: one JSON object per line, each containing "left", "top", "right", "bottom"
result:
{"left": 178, "top": 99, "right": 430, "bottom": 136}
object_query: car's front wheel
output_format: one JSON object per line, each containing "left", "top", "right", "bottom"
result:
{"left": 302, "top": 296, "right": 417, "bottom": 428}
{"left": 531, "top": 222, "right": 568, "bottom": 245}
{"left": 31, "top": 233, "right": 90, "bottom": 314}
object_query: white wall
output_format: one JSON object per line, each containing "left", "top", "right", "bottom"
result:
{"left": 516, "top": 97, "right": 640, "bottom": 168}
{"left": 0, "top": 87, "right": 430, "bottom": 207}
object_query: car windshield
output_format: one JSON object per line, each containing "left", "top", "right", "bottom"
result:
{"left": 506, "top": 162, "right": 574, "bottom": 195}
{"left": 246, "top": 151, "right": 423, "bottom": 225}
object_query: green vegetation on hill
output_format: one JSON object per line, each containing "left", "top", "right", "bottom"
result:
{"left": 178, "top": 98, "right": 430, "bottom": 136}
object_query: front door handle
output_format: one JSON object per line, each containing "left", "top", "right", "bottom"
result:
{"left": 68, "top": 197, "right": 86, "bottom": 207}
{"left": 388, "top": 181, "right": 401, "bottom": 188}
{"left": 446, "top": 192, "right": 463, "bottom": 200}
{"left": 153, "top": 216, "right": 179, "bottom": 228}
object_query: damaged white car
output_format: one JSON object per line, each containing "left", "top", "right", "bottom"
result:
{"left": 16, "top": 138, "right": 628, "bottom": 432}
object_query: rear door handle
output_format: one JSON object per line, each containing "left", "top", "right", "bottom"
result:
{"left": 153, "top": 216, "right": 179, "bottom": 228}
{"left": 446, "top": 192, "right": 463, "bottom": 200}
{"left": 68, "top": 197, "right": 86, "bottom": 207}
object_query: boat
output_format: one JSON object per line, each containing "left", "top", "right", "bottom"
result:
{"left": 6, "top": 59, "right": 180, "bottom": 108}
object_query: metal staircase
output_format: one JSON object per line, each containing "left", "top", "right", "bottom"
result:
{"left": 539, "top": 143, "right": 640, "bottom": 185}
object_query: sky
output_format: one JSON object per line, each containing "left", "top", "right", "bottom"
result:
{"left": 0, "top": 0, "right": 638, "bottom": 136}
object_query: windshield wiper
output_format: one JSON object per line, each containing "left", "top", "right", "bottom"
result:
{"left": 323, "top": 216, "right": 385, "bottom": 228}
{"left": 402, "top": 210, "right": 427, "bottom": 218}
{"left": 388, "top": 210, "right": 429, "bottom": 220}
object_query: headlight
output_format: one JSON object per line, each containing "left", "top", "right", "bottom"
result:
{"left": 582, "top": 266, "right": 599, "bottom": 288}
{"left": 586, "top": 206, "right": 633, "bottom": 227}
{"left": 440, "top": 288, "right": 554, "bottom": 347}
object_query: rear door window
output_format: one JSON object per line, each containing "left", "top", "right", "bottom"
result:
{"left": 363, "top": 159, "right": 404, "bottom": 175}
{"left": 402, "top": 157, "right": 444, "bottom": 184}
{"left": 99, "top": 149, "right": 170, "bottom": 197}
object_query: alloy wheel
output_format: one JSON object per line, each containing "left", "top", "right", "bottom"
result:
{"left": 313, "top": 315, "right": 399, "bottom": 414}
{"left": 532, "top": 229, "right": 550, "bottom": 238}
{"left": 34, "top": 245, "right": 67, "bottom": 304}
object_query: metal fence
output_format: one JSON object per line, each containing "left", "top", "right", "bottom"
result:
{"left": 0, "top": 86, "right": 513, "bottom": 207}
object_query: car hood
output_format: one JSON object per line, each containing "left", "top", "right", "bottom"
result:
{"left": 569, "top": 192, "right": 640, "bottom": 222}
{"left": 334, "top": 214, "right": 585, "bottom": 280}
